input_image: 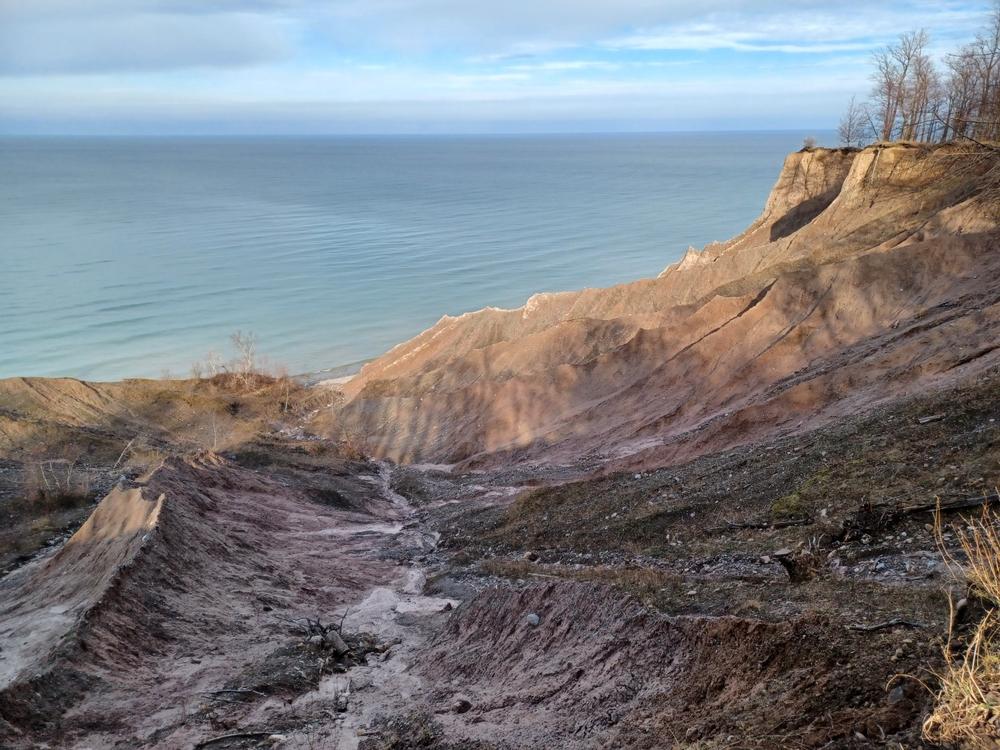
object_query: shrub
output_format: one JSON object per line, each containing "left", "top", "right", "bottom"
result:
{"left": 770, "top": 492, "right": 806, "bottom": 519}
{"left": 21, "top": 459, "right": 92, "bottom": 510}
{"left": 340, "top": 431, "right": 371, "bottom": 461}
{"left": 29, "top": 515, "right": 54, "bottom": 534}
{"left": 923, "top": 498, "right": 1000, "bottom": 748}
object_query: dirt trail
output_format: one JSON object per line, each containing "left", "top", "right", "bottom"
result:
{"left": 0, "top": 453, "right": 458, "bottom": 748}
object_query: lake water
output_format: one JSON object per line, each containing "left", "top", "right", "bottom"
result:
{"left": 0, "top": 132, "right": 823, "bottom": 380}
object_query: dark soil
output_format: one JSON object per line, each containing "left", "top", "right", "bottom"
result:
{"left": 405, "top": 370, "right": 1000, "bottom": 747}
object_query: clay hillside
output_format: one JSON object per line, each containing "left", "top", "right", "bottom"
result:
{"left": 329, "top": 143, "right": 1000, "bottom": 471}
{"left": 0, "top": 143, "right": 998, "bottom": 750}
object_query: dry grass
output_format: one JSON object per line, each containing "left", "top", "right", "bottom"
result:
{"left": 477, "top": 558, "right": 680, "bottom": 606}
{"left": 923, "top": 496, "right": 1000, "bottom": 748}
{"left": 339, "top": 431, "right": 372, "bottom": 461}
{"left": 21, "top": 459, "right": 92, "bottom": 511}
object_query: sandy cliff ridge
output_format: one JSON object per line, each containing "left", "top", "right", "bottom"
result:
{"left": 326, "top": 143, "right": 1000, "bottom": 469}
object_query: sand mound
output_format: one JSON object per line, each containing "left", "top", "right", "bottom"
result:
{"left": 0, "top": 456, "right": 240, "bottom": 732}
{"left": 0, "top": 483, "right": 163, "bottom": 690}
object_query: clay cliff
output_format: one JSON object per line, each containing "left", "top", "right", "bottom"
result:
{"left": 326, "top": 143, "right": 1000, "bottom": 469}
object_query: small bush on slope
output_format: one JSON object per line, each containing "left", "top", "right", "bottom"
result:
{"left": 924, "top": 498, "right": 1000, "bottom": 747}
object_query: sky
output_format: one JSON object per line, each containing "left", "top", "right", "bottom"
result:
{"left": 0, "top": 0, "right": 995, "bottom": 134}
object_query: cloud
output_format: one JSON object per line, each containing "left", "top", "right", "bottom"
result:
{"left": 603, "top": 5, "right": 990, "bottom": 55}
{"left": 0, "top": 0, "right": 993, "bottom": 132}
{"left": 0, "top": 2, "right": 294, "bottom": 74}
{"left": 505, "top": 60, "right": 622, "bottom": 73}
{"left": 0, "top": 0, "right": 989, "bottom": 75}
{"left": 300, "top": 0, "right": 992, "bottom": 58}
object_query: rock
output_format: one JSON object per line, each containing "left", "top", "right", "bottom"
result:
{"left": 336, "top": 693, "right": 349, "bottom": 712}
{"left": 526, "top": 613, "right": 541, "bottom": 626}
{"left": 888, "top": 685, "right": 906, "bottom": 704}
{"left": 452, "top": 697, "right": 473, "bottom": 714}
{"left": 523, "top": 550, "right": 540, "bottom": 562}
{"left": 773, "top": 547, "right": 793, "bottom": 557}
{"left": 308, "top": 634, "right": 324, "bottom": 646}
{"left": 267, "top": 735, "right": 288, "bottom": 745}
{"left": 326, "top": 630, "right": 351, "bottom": 656}
{"left": 441, "top": 602, "right": 453, "bottom": 611}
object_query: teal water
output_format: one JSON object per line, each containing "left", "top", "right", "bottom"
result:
{"left": 0, "top": 132, "right": 822, "bottom": 380}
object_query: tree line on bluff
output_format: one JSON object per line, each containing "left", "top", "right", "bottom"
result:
{"left": 838, "top": 1, "right": 1000, "bottom": 147}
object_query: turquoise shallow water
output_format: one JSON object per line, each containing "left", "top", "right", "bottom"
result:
{"left": 0, "top": 132, "right": 825, "bottom": 380}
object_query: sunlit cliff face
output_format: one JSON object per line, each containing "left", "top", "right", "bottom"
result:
{"left": 326, "top": 144, "right": 1000, "bottom": 467}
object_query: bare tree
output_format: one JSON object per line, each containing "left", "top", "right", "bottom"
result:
{"left": 870, "top": 30, "right": 933, "bottom": 141}
{"left": 871, "top": 47, "right": 900, "bottom": 141}
{"left": 907, "top": 50, "right": 942, "bottom": 141}
{"left": 838, "top": 96, "right": 869, "bottom": 147}
{"left": 970, "top": 0, "right": 1000, "bottom": 140}
{"left": 939, "top": 2, "right": 1000, "bottom": 142}
{"left": 230, "top": 330, "right": 257, "bottom": 390}
{"left": 845, "top": 4, "right": 1000, "bottom": 145}
{"left": 943, "top": 47, "right": 983, "bottom": 140}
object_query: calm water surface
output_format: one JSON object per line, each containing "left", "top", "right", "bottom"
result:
{"left": 0, "top": 132, "right": 823, "bottom": 380}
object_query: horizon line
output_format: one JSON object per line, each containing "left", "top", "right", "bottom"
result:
{"left": 0, "top": 127, "right": 837, "bottom": 138}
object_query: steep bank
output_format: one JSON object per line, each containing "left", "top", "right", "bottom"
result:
{"left": 325, "top": 143, "right": 1000, "bottom": 468}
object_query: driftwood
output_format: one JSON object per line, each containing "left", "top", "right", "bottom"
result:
{"left": 844, "top": 492, "right": 999, "bottom": 539}
{"left": 710, "top": 517, "right": 813, "bottom": 533}
{"left": 275, "top": 613, "right": 349, "bottom": 655}
{"left": 195, "top": 730, "right": 278, "bottom": 748}
{"left": 202, "top": 688, "right": 267, "bottom": 703}
{"left": 903, "top": 490, "right": 1000, "bottom": 515}
{"left": 847, "top": 618, "right": 924, "bottom": 632}
{"left": 203, "top": 688, "right": 266, "bottom": 697}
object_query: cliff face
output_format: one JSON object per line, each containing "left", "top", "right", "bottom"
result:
{"left": 324, "top": 144, "right": 1000, "bottom": 468}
